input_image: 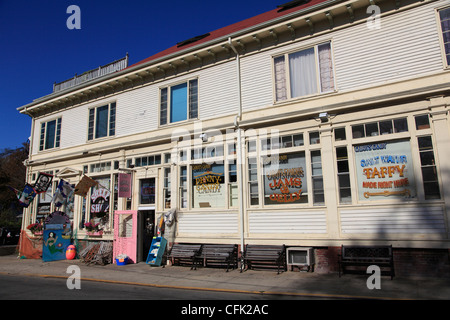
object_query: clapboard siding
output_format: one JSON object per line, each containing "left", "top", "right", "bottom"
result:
{"left": 177, "top": 213, "right": 238, "bottom": 234}
{"left": 198, "top": 63, "right": 239, "bottom": 120}
{"left": 115, "top": 85, "right": 158, "bottom": 137}
{"left": 240, "top": 1, "right": 444, "bottom": 111}
{"left": 340, "top": 206, "right": 447, "bottom": 234}
{"left": 249, "top": 211, "right": 327, "bottom": 234}
{"left": 333, "top": 2, "right": 443, "bottom": 91}
{"left": 241, "top": 53, "right": 274, "bottom": 111}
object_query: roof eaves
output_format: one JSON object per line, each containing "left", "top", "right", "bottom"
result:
{"left": 17, "top": 0, "right": 342, "bottom": 113}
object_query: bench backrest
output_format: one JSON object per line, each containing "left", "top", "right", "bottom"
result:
{"left": 342, "top": 245, "right": 392, "bottom": 258}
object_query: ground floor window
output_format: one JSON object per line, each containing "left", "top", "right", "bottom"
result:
{"left": 89, "top": 176, "right": 111, "bottom": 231}
{"left": 263, "top": 152, "right": 306, "bottom": 205}
{"left": 192, "top": 163, "right": 225, "bottom": 208}
{"left": 354, "top": 139, "right": 416, "bottom": 201}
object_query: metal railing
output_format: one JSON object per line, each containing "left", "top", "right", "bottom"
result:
{"left": 53, "top": 54, "right": 129, "bottom": 93}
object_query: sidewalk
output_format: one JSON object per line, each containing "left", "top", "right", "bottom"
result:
{"left": 0, "top": 254, "right": 449, "bottom": 300}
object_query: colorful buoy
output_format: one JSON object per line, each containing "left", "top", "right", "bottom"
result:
{"left": 66, "top": 245, "right": 76, "bottom": 260}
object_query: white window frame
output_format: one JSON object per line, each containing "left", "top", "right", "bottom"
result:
{"left": 87, "top": 102, "right": 116, "bottom": 141}
{"left": 159, "top": 78, "right": 198, "bottom": 126}
{"left": 39, "top": 117, "right": 62, "bottom": 151}
{"left": 272, "top": 41, "right": 336, "bottom": 102}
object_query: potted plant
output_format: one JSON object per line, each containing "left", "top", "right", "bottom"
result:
{"left": 27, "top": 223, "right": 43, "bottom": 236}
{"left": 84, "top": 221, "right": 103, "bottom": 236}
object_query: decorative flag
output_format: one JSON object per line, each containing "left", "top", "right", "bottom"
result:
{"left": 74, "top": 175, "right": 97, "bottom": 196}
{"left": 18, "top": 184, "right": 37, "bottom": 207}
{"left": 118, "top": 173, "right": 132, "bottom": 198}
{"left": 33, "top": 172, "right": 53, "bottom": 194}
{"left": 52, "top": 179, "right": 74, "bottom": 207}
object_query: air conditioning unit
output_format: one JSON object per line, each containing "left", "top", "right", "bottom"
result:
{"left": 286, "top": 247, "right": 314, "bottom": 271}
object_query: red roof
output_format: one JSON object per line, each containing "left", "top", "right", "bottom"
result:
{"left": 128, "top": 0, "right": 331, "bottom": 69}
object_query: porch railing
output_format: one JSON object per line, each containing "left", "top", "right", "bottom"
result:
{"left": 53, "top": 54, "right": 129, "bottom": 93}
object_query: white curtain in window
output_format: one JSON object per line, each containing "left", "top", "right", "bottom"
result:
{"left": 289, "top": 47, "right": 317, "bottom": 98}
{"left": 318, "top": 43, "right": 334, "bottom": 92}
{"left": 274, "top": 56, "right": 287, "bottom": 101}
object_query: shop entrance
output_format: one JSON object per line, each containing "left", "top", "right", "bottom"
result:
{"left": 137, "top": 210, "right": 155, "bottom": 262}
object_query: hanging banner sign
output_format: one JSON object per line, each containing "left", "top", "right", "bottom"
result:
{"left": 354, "top": 139, "right": 416, "bottom": 201}
{"left": 34, "top": 172, "right": 53, "bottom": 194}
{"left": 118, "top": 173, "right": 132, "bottom": 198}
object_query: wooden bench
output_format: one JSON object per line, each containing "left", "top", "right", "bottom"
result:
{"left": 167, "top": 243, "right": 202, "bottom": 270}
{"left": 196, "top": 244, "right": 238, "bottom": 272}
{"left": 338, "top": 245, "right": 394, "bottom": 279}
{"left": 242, "top": 244, "right": 286, "bottom": 274}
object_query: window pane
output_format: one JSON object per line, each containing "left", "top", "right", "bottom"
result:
{"left": 365, "top": 122, "right": 379, "bottom": 136}
{"left": 334, "top": 128, "right": 346, "bottom": 141}
{"left": 309, "top": 131, "right": 320, "bottom": 144}
{"left": 289, "top": 47, "right": 317, "bottom": 97}
{"left": 393, "top": 118, "right": 408, "bottom": 133}
{"left": 95, "top": 105, "right": 109, "bottom": 138}
{"left": 418, "top": 136, "right": 433, "bottom": 150}
{"left": 419, "top": 151, "right": 435, "bottom": 166}
{"left": 318, "top": 42, "right": 334, "bottom": 92}
{"left": 45, "top": 120, "right": 56, "bottom": 149}
{"left": 140, "top": 178, "right": 155, "bottom": 204}
{"left": 274, "top": 56, "right": 287, "bottom": 101}
{"left": 170, "top": 83, "right": 188, "bottom": 123}
{"left": 293, "top": 134, "right": 304, "bottom": 146}
{"left": 88, "top": 108, "right": 95, "bottom": 140}
{"left": 415, "top": 115, "right": 430, "bottom": 130}
{"left": 352, "top": 125, "right": 365, "bottom": 138}
{"left": 109, "top": 102, "right": 116, "bottom": 136}
{"left": 189, "top": 79, "right": 198, "bottom": 119}
{"left": 379, "top": 120, "right": 393, "bottom": 135}
{"left": 160, "top": 88, "right": 168, "bottom": 125}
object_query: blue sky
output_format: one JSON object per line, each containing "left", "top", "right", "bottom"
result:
{"left": 0, "top": 0, "right": 279, "bottom": 151}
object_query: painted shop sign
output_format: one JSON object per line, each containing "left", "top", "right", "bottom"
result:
{"left": 354, "top": 139, "right": 416, "bottom": 200}
{"left": 263, "top": 152, "right": 306, "bottom": 204}
{"left": 192, "top": 163, "right": 225, "bottom": 208}
{"left": 91, "top": 187, "right": 110, "bottom": 213}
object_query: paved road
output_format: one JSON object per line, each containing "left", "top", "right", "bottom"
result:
{"left": 0, "top": 273, "right": 326, "bottom": 300}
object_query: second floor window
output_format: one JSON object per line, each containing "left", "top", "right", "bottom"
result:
{"left": 39, "top": 118, "right": 61, "bottom": 151}
{"left": 160, "top": 79, "right": 198, "bottom": 125}
{"left": 88, "top": 102, "right": 116, "bottom": 140}
{"left": 274, "top": 42, "right": 335, "bottom": 101}
{"left": 439, "top": 7, "right": 450, "bottom": 66}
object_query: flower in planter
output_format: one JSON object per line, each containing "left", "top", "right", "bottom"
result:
{"left": 27, "top": 223, "right": 43, "bottom": 234}
{"left": 84, "top": 221, "right": 101, "bottom": 232}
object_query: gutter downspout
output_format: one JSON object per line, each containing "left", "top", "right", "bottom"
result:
{"left": 228, "top": 37, "right": 245, "bottom": 270}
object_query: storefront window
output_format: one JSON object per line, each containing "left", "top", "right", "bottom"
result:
{"left": 248, "top": 158, "right": 259, "bottom": 205}
{"left": 164, "top": 168, "right": 171, "bottom": 209}
{"left": 140, "top": 178, "right": 155, "bottom": 205}
{"left": 192, "top": 163, "right": 225, "bottom": 208}
{"left": 90, "top": 176, "right": 111, "bottom": 231}
{"left": 336, "top": 147, "right": 352, "bottom": 203}
{"left": 229, "top": 162, "right": 238, "bottom": 207}
{"left": 262, "top": 152, "right": 307, "bottom": 205}
{"left": 311, "top": 150, "right": 324, "bottom": 205}
{"left": 354, "top": 139, "right": 416, "bottom": 201}
{"left": 418, "top": 136, "right": 440, "bottom": 199}
{"left": 180, "top": 166, "right": 188, "bottom": 208}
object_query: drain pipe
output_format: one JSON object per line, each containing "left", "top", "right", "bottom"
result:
{"left": 228, "top": 37, "right": 245, "bottom": 270}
